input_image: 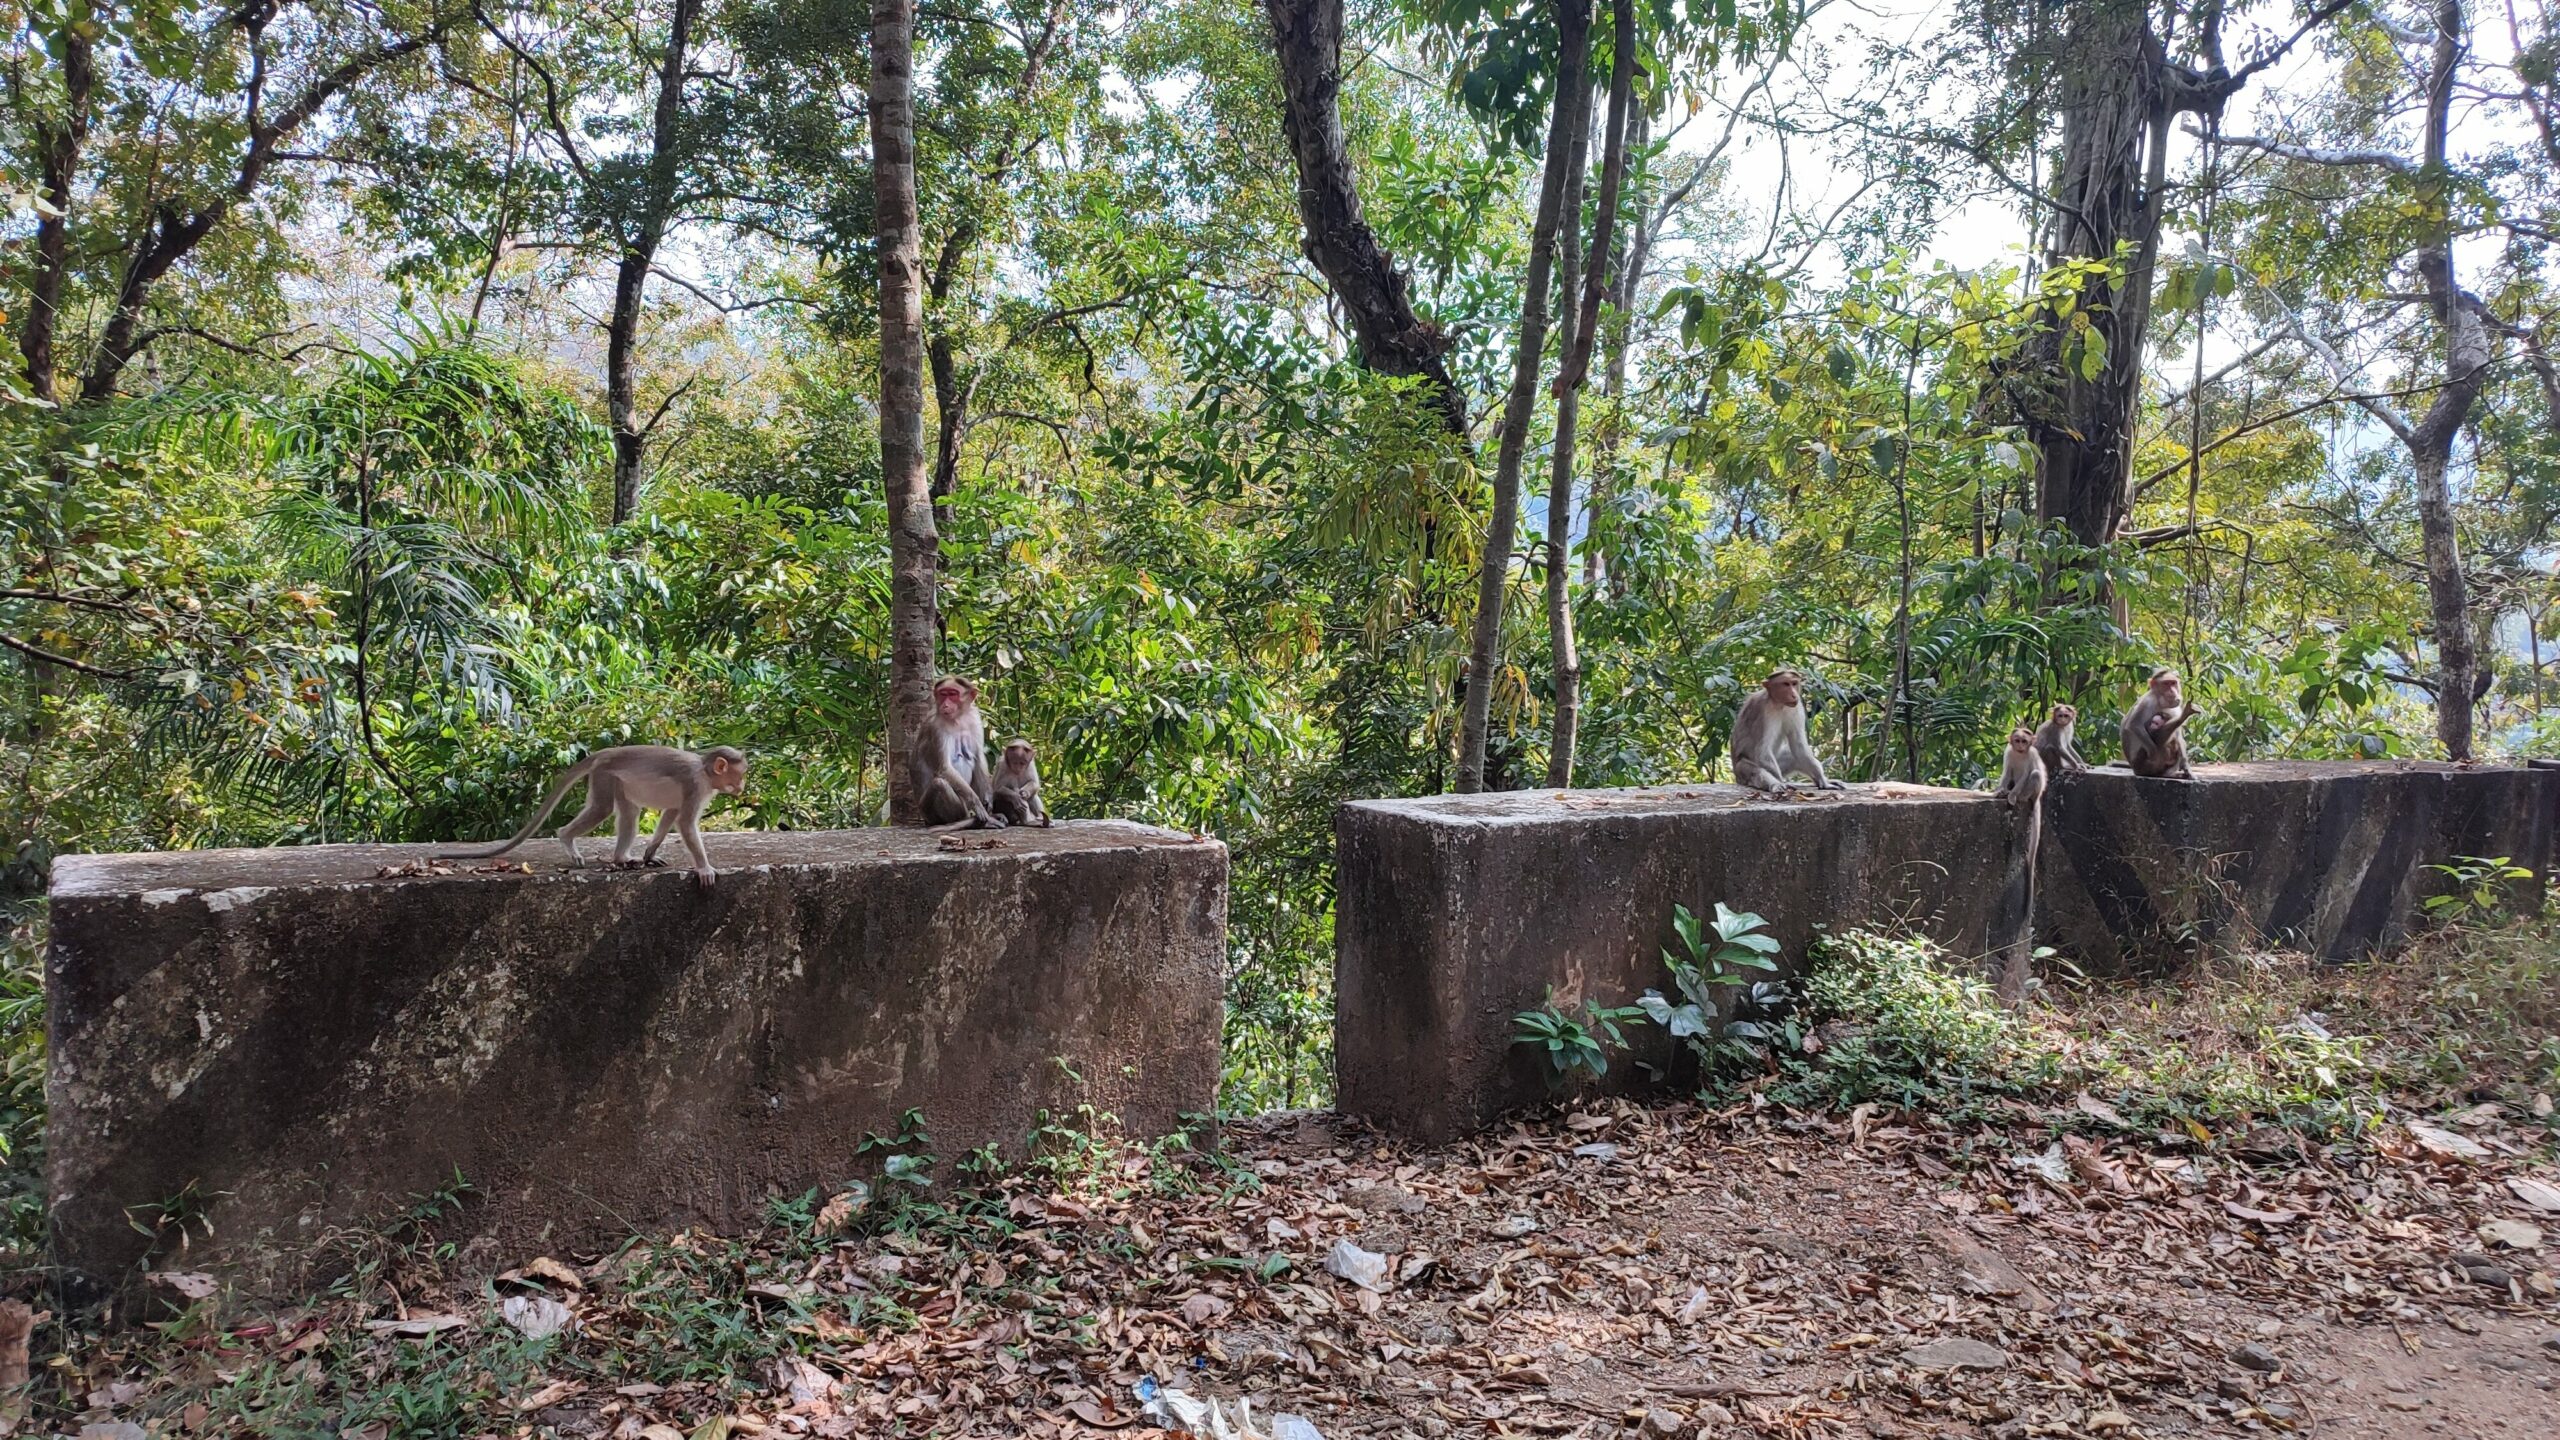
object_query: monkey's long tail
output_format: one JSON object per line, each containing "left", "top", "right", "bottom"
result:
{"left": 434, "top": 758, "right": 594, "bottom": 860}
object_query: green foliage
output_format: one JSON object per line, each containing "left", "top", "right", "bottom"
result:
{"left": 2423, "top": 856, "right": 2538, "bottom": 922}
{"left": 1775, "top": 929, "right": 2034, "bottom": 1113}
{"left": 1638, "top": 901, "right": 1799, "bottom": 1082}
{"left": 1512, "top": 992, "right": 1645, "bottom": 1090}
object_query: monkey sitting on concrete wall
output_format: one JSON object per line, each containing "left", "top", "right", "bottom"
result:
{"left": 1730, "top": 669, "right": 1848, "bottom": 794}
{"left": 2121, "top": 669, "right": 2199, "bottom": 780}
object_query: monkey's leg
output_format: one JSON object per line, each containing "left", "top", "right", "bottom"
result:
{"left": 555, "top": 792, "right": 615, "bottom": 865}
{"left": 1731, "top": 756, "right": 1790, "bottom": 794}
{"left": 640, "top": 807, "right": 679, "bottom": 867}
{"left": 926, "top": 777, "right": 989, "bottom": 832}
{"left": 933, "top": 770, "right": 1006, "bottom": 829}
{"left": 610, "top": 798, "right": 642, "bottom": 868}
{"left": 678, "top": 811, "right": 715, "bottom": 890}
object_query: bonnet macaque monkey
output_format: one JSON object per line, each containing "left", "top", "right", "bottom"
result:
{"left": 1986, "top": 722, "right": 2048, "bottom": 1004}
{"left": 1730, "top": 669, "right": 1847, "bottom": 794}
{"left": 991, "top": 738, "right": 1051, "bottom": 827}
{"left": 2121, "top": 668, "right": 2199, "bottom": 779}
{"left": 438, "top": 744, "right": 747, "bottom": 889}
{"left": 2032, "top": 703, "right": 2089, "bottom": 775}
{"left": 910, "top": 677, "right": 1006, "bottom": 831}
{"left": 1992, "top": 726, "right": 2048, "bottom": 812}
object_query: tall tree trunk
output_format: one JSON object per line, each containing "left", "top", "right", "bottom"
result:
{"left": 1545, "top": 0, "right": 1634, "bottom": 788}
{"left": 875, "top": 0, "right": 937, "bottom": 823}
{"left": 18, "top": 23, "right": 93, "bottom": 403}
{"left": 2411, "top": 0, "right": 2489, "bottom": 758}
{"left": 608, "top": 0, "right": 701, "bottom": 524}
{"left": 2021, "top": 1, "right": 2165, "bottom": 555}
{"left": 1264, "top": 0, "right": 1469, "bottom": 436}
{"left": 1541, "top": 93, "right": 1593, "bottom": 790}
{"left": 1457, "top": 0, "right": 1592, "bottom": 794}
{"left": 2017, "top": 0, "right": 2342, "bottom": 569}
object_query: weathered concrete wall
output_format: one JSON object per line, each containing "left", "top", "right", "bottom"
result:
{"left": 1336, "top": 762, "right": 2559, "bottom": 1141}
{"left": 1334, "top": 784, "right": 2033, "bottom": 1144}
{"left": 2039, "top": 761, "right": 2557, "bottom": 971}
{"left": 47, "top": 823, "right": 1225, "bottom": 1297}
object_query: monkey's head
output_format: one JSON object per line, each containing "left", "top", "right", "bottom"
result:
{"left": 2147, "top": 668, "right": 2183, "bottom": 700}
{"left": 706, "top": 745, "right": 749, "bottom": 795}
{"left": 2009, "top": 727, "right": 2036, "bottom": 752}
{"left": 2049, "top": 703, "right": 2077, "bottom": 725}
{"left": 1002, "top": 738, "right": 1037, "bottom": 772}
{"left": 1762, "top": 669, "right": 1805, "bottom": 708}
{"left": 933, "top": 677, "right": 979, "bottom": 721}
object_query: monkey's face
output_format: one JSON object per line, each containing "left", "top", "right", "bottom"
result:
{"left": 2009, "top": 728, "right": 2036, "bottom": 752}
{"left": 1764, "top": 672, "right": 1803, "bottom": 708}
{"left": 1003, "top": 740, "right": 1035, "bottom": 773}
{"left": 710, "top": 754, "right": 748, "bottom": 795}
{"left": 934, "top": 679, "right": 976, "bottom": 721}
{"left": 2149, "top": 670, "right": 2183, "bottom": 703}
{"left": 2051, "top": 704, "right": 2076, "bottom": 725}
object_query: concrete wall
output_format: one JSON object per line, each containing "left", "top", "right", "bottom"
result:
{"left": 2038, "top": 760, "right": 2557, "bottom": 970}
{"left": 1334, "top": 783, "right": 2033, "bottom": 1144}
{"left": 1336, "top": 762, "right": 2558, "bottom": 1142}
{"left": 46, "top": 824, "right": 1225, "bottom": 1298}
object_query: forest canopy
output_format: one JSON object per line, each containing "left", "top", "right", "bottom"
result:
{"left": 9, "top": 0, "right": 2560, "bottom": 1112}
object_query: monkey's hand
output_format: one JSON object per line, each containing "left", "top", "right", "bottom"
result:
{"left": 693, "top": 869, "right": 717, "bottom": 891}
{"left": 1818, "top": 777, "right": 1847, "bottom": 791}
{"left": 980, "top": 811, "right": 1010, "bottom": 829}
{"left": 1038, "top": 815, "right": 1053, "bottom": 828}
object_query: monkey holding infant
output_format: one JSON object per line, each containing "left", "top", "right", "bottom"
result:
{"left": 908, "top": 676, "right": 1051, "bottom": 831}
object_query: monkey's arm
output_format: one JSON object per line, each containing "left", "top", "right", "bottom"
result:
{"left": 929, "top": 761, "right": 1005, "bottom": 828}
{"left": 1787, "top": 731, "right": 1846, "bottom": 790}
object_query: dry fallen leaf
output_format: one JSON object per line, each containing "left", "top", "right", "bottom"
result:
{"left": 2508, "top": 1176, "right": 2560, "bottom": 1214}
{"left": 2405, "top": 1120, "right": 2489, "bottom": 1160}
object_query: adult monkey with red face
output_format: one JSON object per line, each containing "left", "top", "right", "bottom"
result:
{"left": 909, "top": 676, "right": 1006, "bottom": 830}
{"left": 1730, "top": 669, "right": 1848, "bottom": 794}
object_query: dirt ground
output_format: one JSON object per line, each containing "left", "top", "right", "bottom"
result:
{"left": 1128, "top": 1104, "right": 2560, "bottom": 1440}
{"left": 50, "top": 1090, "right": 2560, "bottom": 1440}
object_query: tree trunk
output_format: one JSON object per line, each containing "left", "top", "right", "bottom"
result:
{"left": 928, "top": 327, "right": 966, "bottom": 516}
{"left": 606, "top": 249, "right": 654, "bottom": 522}
{"left": 18, "top": 24, "right": 93, "bottom": 404}
{"left": 608, "top": 0, "right": 702, "bottom": 524}
{"left": 1264, "top": 0, "right": 1469, "bottom": 436}
{"left": 1457, "top": 0, "right": 1591, "bottom": 794}
{"left": 1541, "top": 91, "right": 1595, "bottom": 790}
{"left": 875, "top": 0, "right": 937, "bottom": 823}
{"left": 1545, "top": 0, "right": 1632, "bottom": 788}
{"left": 2022, "top": 1, "right": 2166, "bottom": 555}
{"left": 2410, "top": 0, "right": 2488, "bottom": 759}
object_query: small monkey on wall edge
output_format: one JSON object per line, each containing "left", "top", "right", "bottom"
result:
{"left": 437, "top": 744, "right": 748, "bottom": 889}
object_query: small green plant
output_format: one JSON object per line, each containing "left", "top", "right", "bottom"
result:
{"left": 1512, "top": 992, "right": 1645, "bottom": 1091}
{"left": 1639, "top": 902, "right": 1800, "bottom": 1081}
{"left": 2423, "top": 855, "right": 2535, "bottom": 921}
{"left": 857, "top": 1108, "right": 938, "bottom": 1195}
{"left": 1776, "top": 929, "right": 2028, "bottom": 1112}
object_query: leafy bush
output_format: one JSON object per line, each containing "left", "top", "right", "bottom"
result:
{"left": 2422, "top": 855, "right": 2536, "bottom": 922}
{"left": 1776, "top": 929, "right": 2039, "bottom": 1112}
{"left": 1640, "top": 902, "right": 1801, "bottom": 1086}
{"left": 1512, "top": 993, "right": 1646, "bottom": 1091}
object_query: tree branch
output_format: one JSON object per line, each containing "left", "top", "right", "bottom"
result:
{"left": 0, "top": 632, "right": 138, "bottom": 680}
